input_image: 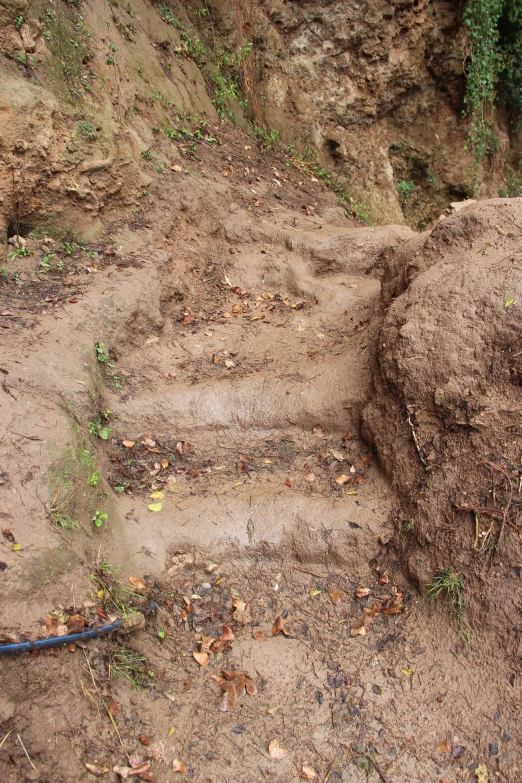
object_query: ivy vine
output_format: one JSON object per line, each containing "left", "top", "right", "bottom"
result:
{"left": 463, "top": 0, "right": 522, "bottom": 161}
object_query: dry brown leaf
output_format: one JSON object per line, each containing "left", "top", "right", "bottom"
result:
{"left": 284, "top": 478, "right": 292, "bottom": 487}
{"left": 85, "top": 761, "right": 109, "bottom": 775}
{"left": 171, "top": 164, "right": 183, "bottom": 172}
{"left": 122, "top": 440, "right": 135, "bottom": 448}
{"left": 172, "top": 759, "right": 187, "bottom": 773}
{"left": 129, "top": 761, "right": 151, "bottom": 777}
{"left": 200, "top": 634, "right": 215, "bottom": 653}
{"left": 219, "top": 682, "right": 236, "bottom": 712}
{"left": 175, "top": 441, "right": 183, "bottom": 455}
{"left": 107, "top": 700, "right": 119, "bottom": 718}
{"left": 193, "top": 652, "right": 209, "bottom": 667}
{"left": 350, "top": 625, "right": 367, "bottom": 637}
{"left": 252, "top": 629, "right": 266, "bottom": 642}
{"left": 268, "top": 739, "right": 288, "bottom": 761}
{"left": 220, "top": 624, "right": 235, "bottom": 642}
{"left": 113, "top": 766, "right": 131, "bottom": 779}
{"left": 335, "top": 474, "right": 351, "bottom": 485}
{"left": 312, "top": 425, "right": 326, "bottom": 437}
{"left": 143, "top": 437, "right": 156, "bottom": 448}
{"left": 356, "top": 587, "right": 371, "bottom": 599}
{"left": 329, "top": 589, "right": 346, "bottom": 605}
{"left": 272, "top": 615, "right": 291, "bottom": 637}
{"left": 245, "top": 677, "right": 258, "bottom": 696}
{"left": 379, "top": 572, "right": 390, "bottom": 585}
{"left": 129, "top": 577, "right": 148, "bottom": 591}
{"left": 304, "top": 472, "right": 316, "bottom": 482}
{"left": 301, "top": 762, "right": 316, "bottom": 779}
{"left": 437, "top": 740, "right": 451, "bottom": 753}
{"left": 139, "top": 736, "right": 150, "bottom": 746}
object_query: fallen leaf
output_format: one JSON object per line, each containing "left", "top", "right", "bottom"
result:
{"left": 175, "top": 441, "right": 183, "bottom": 455}
{"left": 304, "top": 472, "right": 316, "bottom": 482}
{"left": 301, "top": 762, "right": 316, "bottom": 779}
{"left": 252, "top": 629, "right": 266, "bottom": 642}
{"left": 331, "top": 449, "right": 345, "bottom": 461}
{"left": 193, "top": 651, "right": 209, "bottom": 666}
{"left": 475, "top": 763, "right": 488, "bottom": 783}
{"left": 122, "top": 440, "right": 135, "bottom": 448}
{"left": 224, "top": 359, "right": 235, "bottom": 368}
{"left": 356, "top": 587, "right": 371, "bottom": 599}
{"left": 329, "top": 589, "right": 346, "bottom": 605}
{"left": 149, "top": 491, "right": 164, "bottom": 499}
{"left": 437, "top": 740, "right": 451, "bottom": 753}
{"left": 147, "top": 502, "right": 162, "bottom": 512}
{"left": 107, "top": 700, "right": 119, "bottom": 718}
{"left": 220, "top": 625, "right": 235, "bottom": 642}
{"left": 212, "top": 353, "right": 219, "bottom": 364}
{"left": 113, "top": 766, "right": 131, "bottom": 779}
{"left": 219, "top": 682, "right": 236, "bottom": 711}
{"left": 272, "top": 615, "right": 291, "bottom": 636}
{"left": 2, "top": 529, "right": 15, "bottom": 543}
{"left": 167, "top": 726, "right": 175, "bottom": 737}
{"left": 360, "top": 453, "right": 374, "bottom": 464}
{"left": 129, "top": 577, "right": 148, "bottom": 590}
{"left": 505, "top": 297, "right": 515, "bottom": 308}
{"left": 12, "top": 542, "right": 21, "bottom": 551}
{"left": 284, "top": 478, "right": 292, "bottom": 487}
{"left": 309, "top": 589, "right": 321, "bottom": 597}
{"left": 312, "top": 424, "right": 326, "bottom": 437}
{"left": 139, "top": 736, "right": 150, "bottom": 745}
{"left": 402, "top": 667, "right": 413, "bottom": 676}
{"left": 85, "top": 761, "right": 109, "bottom": 775}
{"left": 171, "top": 164, "right": 183, "bottom": 172}
{"left": 129, "top": 761, "right": 151, "bottom": 777}
{"left": 200, "top": 634, "right": 215, "bottom": 653}
{"left": 268, "top": 739, "right": 288, "bottom": 761}
{"left": 143, "top": 437, "right": 156, "bottom": 447}
{"left": 335, "top": 474, "right": 351, "bottom": 485}
{"left": 172, "top": 759, "right": 187, "bottom": 773}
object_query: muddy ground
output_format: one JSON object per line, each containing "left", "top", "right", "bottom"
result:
{"left": 1, "top": 120, "right": 522, "bottom": 783}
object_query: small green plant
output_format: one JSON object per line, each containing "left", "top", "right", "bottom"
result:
{"left": 156, "top": 163, "right": 165, "bottom": 173}
{"left": 396, "top": 180, "right": 415, "bottom": 204}
{"left": 398, "top": 519, "right": 414, "bottom": 533}
{"left": 110, "top": 646, "right": 147, "bottom": 688}
{"left": 8, "top": 246, "right": 30, "bottom": 261}
{"left": 157, "top": 629, "right": 165, "bottom": 639}
{"left": 0, "top": 267, "right": 8, "bottom": 278}
{"left": 78, "top": 121, "right": 95, "bottom": 139}
{"left": 425, "top": 568, "right": 470, "bottom": 643}
{"left": 14, "top": 15, "right": 23, "bottom": 30}
{"left": 427, "top": 173, "right": 436, "bottom": 187}
{"left": 62, "top": 241, "right": 81, "bottom": 255}
{"left": 92, "top": 509, "right": 108, "bottom": 527}
{"left": 88, "top": 471, "right": 100, "bottom": 487}
{"left": 89, "top": 417, "right": 112, "bottom": 440}
{"left": 95, "top": 342, "right": 110, "bottom": 364}
{"left": 141, "top": 149, "right": 154, "bottom": 161}
{"left": 49, "top": 484, "right": 80, "bottom": 532}
{"left": 254, "top": 125, "right": 279, "bottom": 151}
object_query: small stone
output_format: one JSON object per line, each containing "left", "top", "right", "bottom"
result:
{"left": 122, "top": 612, "right": 146, "bottom": 634}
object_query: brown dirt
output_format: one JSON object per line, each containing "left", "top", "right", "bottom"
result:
{"left": 1, "top": 4, "right": 522, "bottom": 783}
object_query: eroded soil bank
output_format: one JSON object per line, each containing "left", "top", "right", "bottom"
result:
{"left": 1, "top": 113, "right": 522, "bottom": 783}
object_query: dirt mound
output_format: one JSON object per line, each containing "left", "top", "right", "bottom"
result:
{"left": 363, "top": 198, "right": 522, "bottom": 638}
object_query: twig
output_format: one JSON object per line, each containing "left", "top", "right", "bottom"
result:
{"left": 83, "top": 650, "right": 129, "bottom": 762}
{"left": 0, "top": 730, "right": 11, "bottom": 749}
{"left": 406, "top": 412, "right": 427, "bottom": 466}
{"left": 322, "top": 762, "right": 334, "bottom": 783}
{"left": 478, "top": 461, "right": 514, "bottom": 559}
{"left": 366, "top": 754, "right": 393, "bottom": 783}
{"left": 17, "top": 733, "right": 45, "bottom": 783}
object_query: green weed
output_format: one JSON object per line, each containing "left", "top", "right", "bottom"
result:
{"left": 425, "top": 568, "right": 470, "bottom": 643}
{"left": 92, "top": 509, "right": 108, "bottom": 528}
{"left": 396, "top": 180, "right": 415, "bottom": 204}
{"left": 110, "top": 647, "right": 147, "bottom": 688}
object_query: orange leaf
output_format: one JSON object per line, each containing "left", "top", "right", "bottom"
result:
{"left": 329, "top": 589, "right": 346, "bottom": 605}
{"left": 219, "top": 682, "right": 236, "bottom": 712}
{"left": 272, "top": 615, "right": 291, "bottom": 637}
{"left": 268, "top": 739, "right": 288, "bottom": 760}
{"left": 172, "top": 758, "right": 187, "bottom": 773}
{"left": 200, "top": 635, "right": 215, "bottom": 653}
{"left": 140, "top": 736, "right": 150, "bottom": 746}
{"left": 437, "top": 740, "right": 451, "bottom": 753}
{"left": 129, "top": 577, "right": 148, "bottom": 590}
{"left": 122, "top": 440, "right": 135, "bottom": 448}
{"left": 252, "top": 629, "right": 266, "bottom": 642}
{"left": 356, "top": 587, "right": 371, "bottom": 599}
{"left": 335, "top": 474, "right": 351, "bottom": 485}
{"left": 193, "top": 652, "right": 209, "bottom": 667}
{"left": 301, "top": 762, "right": 316, "bottom": 779}
{"left": 284, "top": 478, "right": 292, "bottom": 487}
{"left": 220, "top": 625, "right": 235, "bottom": 642}
{"left": 107, "top": 700, "right": 119, "bottom": 718}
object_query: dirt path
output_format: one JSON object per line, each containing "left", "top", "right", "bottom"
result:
{"left": 0, "top": 126, "right": 520, "bottom": 783}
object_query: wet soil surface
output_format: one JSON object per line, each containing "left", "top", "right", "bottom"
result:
{"left": 0, "top": 124, "right": 521, "bottom": 783}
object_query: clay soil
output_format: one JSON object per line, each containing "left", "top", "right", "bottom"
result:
{"left": 1, "top": 122, "right": 521, "bottom": 783}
